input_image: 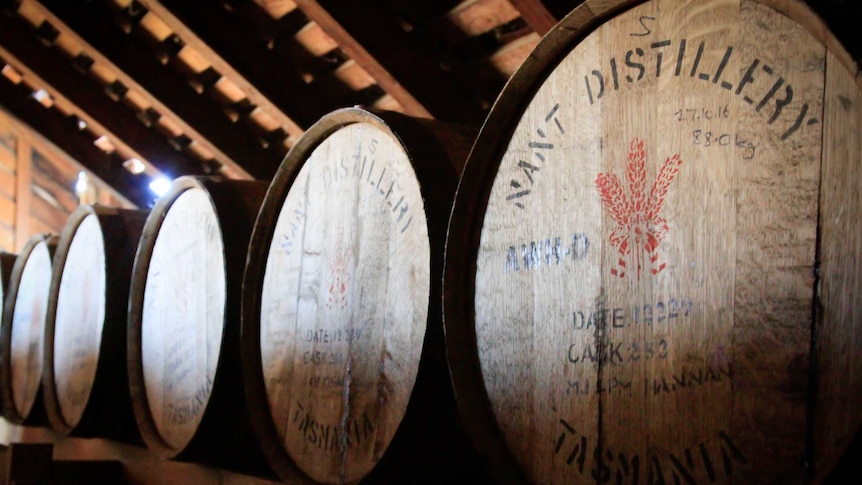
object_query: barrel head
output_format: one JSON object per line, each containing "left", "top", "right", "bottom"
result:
{"left": 445, "top": 0, "right": 862, "bottom": 483}
{"left": 258, "top": 118, "right": 430, "bottom": 484}
{"left": 1, "top": 234, "right": 56, "bottom": 424}
{"left": 51, "top": 212, "right": 107, "bottom": 430}
{"left": 136, "top": 183, "right": 226, "bottom": 454}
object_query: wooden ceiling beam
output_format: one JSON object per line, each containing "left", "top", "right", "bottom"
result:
{"left": 223, "top": 0, "right": 308, "bottom": 42}
{"left": 538, "top": 0, "right": 583, "bottom": 22}
{"left": 32, "top": 0, "right": 280, "bottom": 180}
{"left": 0, "top": 11, "right": 203, "bottom": 178}
{"left": 368, "top": 0, "right": 460, "bottom": 26}
{"left": 0, "top": 77, "right": 150, "bottom": 207}
{"left": 295, "top": 0, "right": 486, "bottom": 124}
{"left": 507, "top": 0, "right": 559, "bottom": 36}
{"left": 136, "top": 0, "right": 332, "bottom": 131}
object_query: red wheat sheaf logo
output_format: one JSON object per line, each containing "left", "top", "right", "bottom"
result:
{"left": 595, "top": 138, "right": 682, "bottom": 279}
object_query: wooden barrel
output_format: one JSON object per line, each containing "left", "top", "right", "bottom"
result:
{"left": 443, "top": 0, "right": 862, "bottom": 484}
{"left": 0, "top": 251, "right": 16, "bottom": 303}
{"left": 241, "top": 107, "right": 484, "bottom": 484}
{"left": 0, "top": 233, "right": 59, "bottom": 425}
{"left": 42, "top": 204, "right": 147, "bottom": 441}
{"left": 0, "top": 249, "right": 21, "bottom": 420}
{"left": 127, "top": 176, "right": 272, "bottom": 476}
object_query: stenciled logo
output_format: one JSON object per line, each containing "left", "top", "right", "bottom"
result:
{"left": 326, "top": 227, "right": 351, "bottom": 310}
{"left": 595, "top": 138, "right": 682, "bottom": 278}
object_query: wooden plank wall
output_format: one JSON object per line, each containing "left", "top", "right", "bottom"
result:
{"left": 0, "top": 108, "right": 133, "bottom": 254}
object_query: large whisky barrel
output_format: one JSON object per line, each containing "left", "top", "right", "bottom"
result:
{"left": 443, "top": 0, "right": 862, "bottom": 484}
{"left": 127, "top": 176, "right": 272, "bottom": 476}
{"left": 43, "top": 204, "right": 147, "bottom": 441}
{"left": 0, "top": 233, "right": 58, "bottom": 425}
{"left": 241, "top": 107, "right": 483, "bottom": 484}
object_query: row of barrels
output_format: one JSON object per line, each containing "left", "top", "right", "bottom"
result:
{"left": 0, "top": 0, "right": 861, "bottom": 483}
{"left": 0, "top": 109, "right": 479, "bottom": 484}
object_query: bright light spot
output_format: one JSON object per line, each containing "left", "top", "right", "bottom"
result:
{"left": 32, "top": 89, "right": 49, "bottom": 102}
{"left": 123, "top": 158, "right": 145, "bottom": 174}
{"left": 149, "top": 177, "right": 172, "bottom": 196}
{"left": 31, "top": 88, "right": 53, "bottom": 108}
{"left": 93, "top": 135, "right": 115, "bottom": 152}
{"left": 77, "top": 119, "right": 87, "bottom": 130}
{"left": 75, "top": 171, "right": 89, "bottom": 197}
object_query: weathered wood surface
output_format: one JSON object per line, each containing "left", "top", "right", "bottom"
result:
{"left": 0, "top": 233, "right": 57, "bottom": 424}
{"left": 50, "top": 212, "right": 105, "bottom": 430}
{"left": 140, "top": 186, "right": 226, "bottom": 452}
{"left": 815, "top": 47, "right": 862, "bottom": 483}
{"left": 128, "top": 176, "right": 271, "bottom": 477}
{"left": 43, "top": 205, "right": 147, "bottom": 440}
{"left": 262, "top": 121, "right": 429, "bottom": 484}
{"left": 242, "top": 107, "right": 480, "bottom": 484}
{"left": 443, "top": 0, "right": 862, "bottom": 483}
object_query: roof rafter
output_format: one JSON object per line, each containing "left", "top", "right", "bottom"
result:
{"left": 295, "top": 0, "right": 486, "bottom": 124}
{"left": 30, "top": 0, "right": 281, "bottom": 179}
{"left": 135, "top": 0, "right": 328, "bottom": 133}
{"left": 0, "top": 9, "right": 204, "bottom": 178}
{"left": 0, "top": 77, "right": 150, "bottom": 207}
{"left": 507, "top": 0, "right": 558, "bottom": 35}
